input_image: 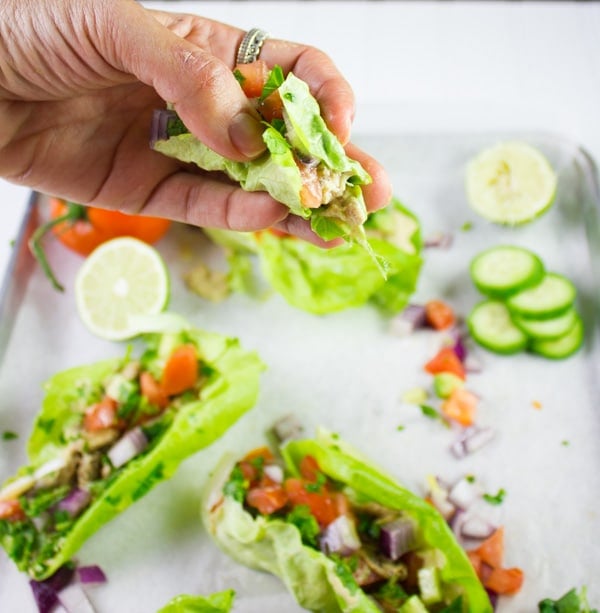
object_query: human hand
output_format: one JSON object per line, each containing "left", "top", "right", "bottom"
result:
{"left": 0, "top": 0, "right": 391, "bottom": 245}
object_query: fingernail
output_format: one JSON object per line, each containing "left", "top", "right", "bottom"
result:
{"left": 229, "top": 112, "right": 265, "bottom": 159}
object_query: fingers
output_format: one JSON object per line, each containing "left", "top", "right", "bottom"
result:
{"left": 101, "top": 2, "right": 265, "bottom": 161}
{"left": 273, "top": 217, "right": 345, "bottom": 248}
{"left": 344, "top": 143, "right": 393, "bottom": 212}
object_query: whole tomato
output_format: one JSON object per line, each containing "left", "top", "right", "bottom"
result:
{"left": 30, "top": 197, "right": 171, "bottom": 291}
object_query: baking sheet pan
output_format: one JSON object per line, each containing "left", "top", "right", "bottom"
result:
{"left": 0, "top": 132, "right": 599, "bottom": 612}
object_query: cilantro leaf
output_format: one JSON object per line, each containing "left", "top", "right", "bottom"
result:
{"left": 260, "top": 65, "right": 284, "bottom": 101}
{"left": 483, "top": 488, "right": 506, "bottom": 505}
{"left": 286, "top": 505, "right": 320, "bottom": 547}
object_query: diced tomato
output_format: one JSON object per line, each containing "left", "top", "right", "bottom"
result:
{"left": 243, "top": 446, "right": 275, "bottom": 465}
{"left": 140, "top": 371, "right": 169, "bottom": 409}
{"left": 299, "top": 455, "right": 321, "bottom": 481}
{"left": 425, "top": 300, "right": 456, "bottom": 330}
{"left": 259, "top": 90, "right": 284, "bottom": 121}
{"left": 424, "top": 346, "right": 466, "bottom": 379}
{"left": 160, "top": 345, "right": 198, "bottom": 396}
{"left": 83, "top": 397, "right": 121, "bottom": 432}
{"left": 284, "top": 478, "right": 339, "bottom": 527}
{"left": 237, "top": 461, "right": 258, "bottom": 485}
{"left": 0, "top": 499, "right": 25, "bottom": 521}
{"left": 297, "top": 161, "right": 323, "bottom": 208}
{"left": 234, "top": 60, "right": 270, "bottom": 99}
{"left": 441, "top": 387, "right": 478, "bottom": 426}
{"left": 473, "top": 526, "right": 504, "bottom": 568}
{"left": 466, "top": 550, "right": 483, "bottom": 576}
{"left": 246, "top": 484, "right": 288, "bottom": 515}
{"left": 484, "top": 567, "right": 524, "bottom": 595}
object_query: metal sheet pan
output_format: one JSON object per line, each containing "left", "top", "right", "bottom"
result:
{"left": 1, "top": 132, "right": 599, "bottom": 612}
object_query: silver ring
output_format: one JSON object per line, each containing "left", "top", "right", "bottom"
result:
{"left": 236, "top": 28, "right": 269, "bottom": 65}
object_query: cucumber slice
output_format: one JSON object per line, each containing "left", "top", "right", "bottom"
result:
{"left": 506, "top": 273, "right": 576, "bottom": 320}
{"left": 467, "top": 300, "right": 528, "bottom": 354}
{"left": 530, "top": 315, "right": 584, "bottom": 359}
{"left": 512, "top": 307, "right": 578, "bottom": 340}
{"left": 470, "top": 245, "right": 545, "bottom": 297}
{"left": 465, "top": 141, "right": 557, "bottom": 225}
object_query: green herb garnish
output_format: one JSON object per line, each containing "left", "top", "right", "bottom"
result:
{"left": 483, "top": 488, "right": 506, "bottom": 505}
{"left": 286, "top": 505, "right": 320, "bottom": 547}
{"left": 2, "top": 431, "right": 18, "bottom": 441}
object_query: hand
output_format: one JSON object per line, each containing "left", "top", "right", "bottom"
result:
{"left": 0, "top": 0, "right": 391, "bottom": 244}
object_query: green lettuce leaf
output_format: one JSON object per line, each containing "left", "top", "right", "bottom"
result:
{"left": 202, "top": 429, "right": 491, "bottom": 613}
{"left": 205, "top": 199, "right": 422, "bottom": 315}
{"left": 152, "top": 70, "right": 372, "bottom": 250}
{"left": 0, "top": 327, "right": 263, "bottom": 579}
{"left": 157, "top": 589, "right": 235, "bottom": 613}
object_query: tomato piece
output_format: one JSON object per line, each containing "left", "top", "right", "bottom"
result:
{"left": 140, "top": 371, "right": 169, "bottom": 409}
{"left": 299, "top": 455, "right": 321, "bottom": 481}
{"left": 424, "top": 346, "right": 466, "bottom": 379}
{"left": 484, "top": 567, "right": 524, "bottom": 595}
{"left": 466, "top": 550, "right": 483, "bottom": 577}
{"left": 246, "top": 484, "right": 288, "bottom": 515}
{"left": 243, "top": 446, "right": 275, "bottom": 465}
{"left": 160, "top": 345, "right": 199, "bottom": 396}
{"left": 259, "top": 90, "right": 284, "bottom": 121}
{"left": 425, "top": 300, "right": 456, "bottom": 330}
{"left": 234, "top": 60, "right": 270, "bottom": 98}
{"left": 284, "top": 478, "right": 339, "bottom": 527}
{"left": 83, "top": 397, "right": 121, "bottom": 432}
{"left": 297, "top": 161, "right": 323, "bottom": 208}
{"left": 0, "top": 499, "right": 26, "bottom": 521}
{"left": 441, "top": 387, "right": 478, "bottom": 426}
{"left": 474, "top": 526, "right": 504, "bottom": 568}
{"left": 49, "top": 198, "right": 170, "bottom": 256}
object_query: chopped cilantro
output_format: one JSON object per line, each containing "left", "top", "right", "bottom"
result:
{"left": 483, "top": 488, "right": 506, "bottom": 505}
{"left": 330, "top": 554, "right": 359, "bottom": 595}
{"left": 304, "top": 472, "right": 327, "bottom": 493}
{"left": 223, "top": 465, "right": 248, "bottom": 504}
{"left": 286, "top": 505, "right": 320, "bottom": 547}
{"left": 233, "top": 69, "right": 245, "bottom": 85}
{"left": 2, "top": 431, "right": 18, "bottom": 441}
{"left": 466, "top": 474, "right": 476, "bottom": 483}
{"left": 419, "top": 404, "right": 439, "bottom": 419}
{"left": 460, "top": 221, "right": 473, "bottom": 232}
{"left": 21, "top": 485, "right": 70, "bottom": 518}
{"left": 374, "top": 579, "right": 409, "bottom": 609}
{"left": 397, "top": 425, "right": 405, "bottom": 432}
{"left": 260, "top": 65, "right": 284, "bottom": 101}
{"left": 166, "top": 115, "right": 189, "bottom": 138}
{"left": 538, "top": 586, "right": 597, "bottom": 612}
{"left": 562, "top": 440, "right": 570, "bottom": 447}
{"left": 357, "top": 513, "right": 381, "bottom": 541}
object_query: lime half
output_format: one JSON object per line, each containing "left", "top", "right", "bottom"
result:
{"left": 75, "top": 237, "right": 170, "bottom": 341}
{"left": 465, "top": 141, "right": 557, "bottom": 225}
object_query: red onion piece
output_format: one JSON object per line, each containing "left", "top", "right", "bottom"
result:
{"left": 448, "top": 477, "right": 481, "bottom": 510}
{"left": 450, "top": 426, "right": 495, "bottom": 458}
{"left": 379, "top": 518, "right": 416, "bottom": 561}
{"left": 460, "top": 514, "right": 497, "bottom": 540}
{"left": 107, "top": 427, "right": 148, "bottom": 469}
{"left": 29, "top": 565, "right": 75, "bottom": 613}
{"left": 424, "top": 232, "right": 453, "bottom": 249}
{"left": 58, "top": 583, "right": 96, "bottom": 613}
{"left": 263, "top": 464, "right": 284, "bottom": 484}
{"left": 320, "top": 515, "right": 361, "bottom": 556}
{"left": 57, "top": 488, "right": 91, "bottom": 518}
{"left": 390, "top": 304, "right": 427, "bottom": 337}
{"left": 150, "top": 109, "right": 178, "bottom": 147}
{"left": 77, "top": 565, "right": 107, "bottom": 585}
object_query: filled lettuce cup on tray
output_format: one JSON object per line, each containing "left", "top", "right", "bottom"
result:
{"left": 151, "top": 62, "right": 381, "bottom": 267}
{"left": 202, "top": 429, "right": 492, "bottom": 612}
{"left": 203, "top": 197, "right": 423, "bottom": 315}
{"left": 0, "top": 327, "right": 263, "bottom": 580}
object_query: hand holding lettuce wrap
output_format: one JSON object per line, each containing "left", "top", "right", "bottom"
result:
{"left": 0, "top": 326, "right": 263, "bottom": 580}
{"left": 152, "top": 61, "right": 390, "bottom": 264}
{"left": 202, "top": 429, "right": 492, "bottom": 612}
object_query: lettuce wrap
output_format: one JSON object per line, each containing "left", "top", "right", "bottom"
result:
{"left": 203, "top": 198, "right": 423, "bottom": 315}
{"left": 202, "top": 429, "right": 492, "bottom": 612}
{"left": 151, "top": 65, "right": 376, "bottom": 258}
{"left": 0, "top": 327, "right": 263, "bottom": 580}
{"left": 157, "top": 589, "right": 235, "bottom": 613}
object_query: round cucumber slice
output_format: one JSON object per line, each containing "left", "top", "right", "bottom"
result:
{"left": 470, "top": 245, "right": 545, "bottom": 297}
{"left": 512, "top": 307, "right": 578, "bottom": 340}
{"left": 530, "top": 315, "right": 584, "bottom": 359}
{"left": 465, "top": 141, "right": 557, "bottom": 225}
{"left": 506, "top": 273, "right": 576, "bottom": 320}
{"left": 467, "top": 300, "right": 528, "bottom": 354}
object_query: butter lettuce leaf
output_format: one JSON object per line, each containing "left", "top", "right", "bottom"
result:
{"left": 1, "top": 326, "right": 263, "bottom": 579}
{"left": 157, "top": 589, "right": 235, "bottom": 613}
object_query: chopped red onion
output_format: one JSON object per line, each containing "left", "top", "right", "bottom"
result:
{"left": 57, "top": 488, "right": 91, "bottom": 518}
{"left": 448, "top": 477, "right": 481, "bottom": 510}
{"left": 460, "top": 514, "right": 497, "bottom": 540}
{"left": 389, "top": 304, "right": 427, "bottom": 337}
{"left": 30, "top": 565, "right": 75, "bottom": 613}
{"left": 58, "top": 583, "right": 96, "bottom": 613}
{"left": 428, "top": 479, "right": 456, "bottom": 520}
{"left": 150, "top": 109, "right": 177, "bottom": 147}
{"left": 263, "top": 464, "right": 284, "bottom": 484}
{"left": 450, "top": 426, "right": 495, "bottom": 458}
{"left": 424, "top": 232, "right": 453, "bottom": 249}
{"left": 463, "top": 351, "right": 484, "bottom": 374}
{"left": 320, "top": 515, "right": 361, "bottom": 556}
{"left": 380, "top": 518, "right": 416, "bottom": 561}
{"left": 271, "top": 414, "right": 304, "bottom": 443}
{"left": 107, "top": 427, "right": 148, "bottom": 469}
{"left": 77, "top": 565, "right": 107, "bottom": 585}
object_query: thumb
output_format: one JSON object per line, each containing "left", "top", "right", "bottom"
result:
{"left": 106, "top": 2, "right": 265, "bottom": 161}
